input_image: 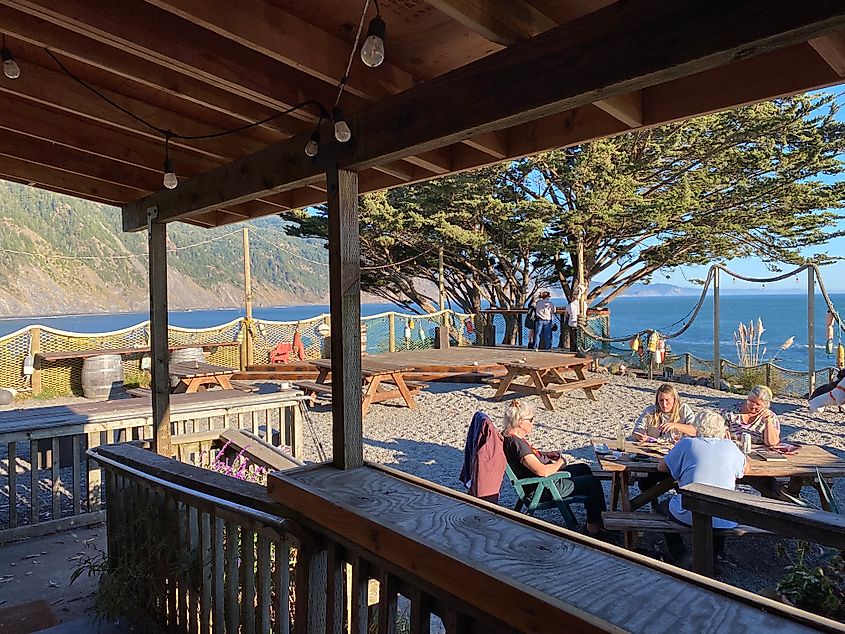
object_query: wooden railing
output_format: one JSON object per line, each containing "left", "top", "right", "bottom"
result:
{"left": 92, "top": 444, "right": 845, "bottom": 633}
{"left": 683, "top": 483, "right": 845, "bottom": 577}
{"left": 0, "top": 392, "right": 303, "bottom": 544}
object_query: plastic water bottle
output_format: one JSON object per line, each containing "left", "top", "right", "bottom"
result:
{"left": 616, "top": 422, "right": 626, "bottom": 451}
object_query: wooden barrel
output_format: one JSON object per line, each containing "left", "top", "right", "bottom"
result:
{"left": 81, "top": 354, "right": 125, "bottom": 399}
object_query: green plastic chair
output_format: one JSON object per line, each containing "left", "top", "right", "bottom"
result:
{"left": 504, "top": 463, "right": 588, "bottom": 530}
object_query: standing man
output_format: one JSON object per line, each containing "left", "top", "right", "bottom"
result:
{"left": 564, "top": 287, "right": 581, "bottom": 352}
{"left": 531, "top": 291, "right": 556, "bottom": 350}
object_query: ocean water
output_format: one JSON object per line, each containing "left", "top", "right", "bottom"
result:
{"left": 0, "top": 293, "right": 843, "bottom": 371}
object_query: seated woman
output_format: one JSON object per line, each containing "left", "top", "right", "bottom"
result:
{"left": 656, "top": 410, "right": 748, "bottom": 567}
{"left": 633, "top": 383, "right": 696, "bottom": 442}
{"left": 722, "top": 385, "right": 780, "bottom": 447}
{"left": 632, "top": 383, "right": 695, "bottom": 492}
{"left": 502, "top": 400, "right": 608, "bottom": 537}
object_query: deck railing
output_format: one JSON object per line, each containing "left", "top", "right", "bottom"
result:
{"left": 91, "top": 444, "right": 843, "bottom": 634}
{"left": 0, "top": 393, "right": 302, "bottom": 544}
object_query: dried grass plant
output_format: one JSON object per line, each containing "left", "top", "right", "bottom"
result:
{"left": 733, "top": 318, "right": 794, "bottom": 367}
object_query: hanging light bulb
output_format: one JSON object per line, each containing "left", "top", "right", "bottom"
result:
{"left": 360, "top": 15, "right": 386, "bottom": 68}
{"left": 162, "top": 157, "right": 178, "bottom": 189}
{"left": 1, "top": 47, "right": 20, "bottom": 80}
{"left": 304, "top": 129, "right": 320, "bottom": 157}
{"left": 333, "top": 107, "right": 352, "bottom": 143}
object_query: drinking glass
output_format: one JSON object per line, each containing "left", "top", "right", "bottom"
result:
{"left": 669, "top": 428, "right": 683, "bottom": 444}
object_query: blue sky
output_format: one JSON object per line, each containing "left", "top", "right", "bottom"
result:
{"left": 642, "top": 91, "right": 845, "bottom": 292}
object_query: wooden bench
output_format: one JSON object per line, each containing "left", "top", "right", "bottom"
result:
{"left": 292, "top": 380, "right": 335, "bottom": 401}
{"left": 602, "top": 511, "right": 770, "bottom": 537}
{"left": 381, "top": 379, "right": 430, "bottom": 392}
{"left": 542, "top": 377, "right": 608, "bottom": 394}
{"left": 682, "top": 483, "right": 845, "bottom": 577}
{"left": 127, "top": 379, "right": 257, "bottom": 399}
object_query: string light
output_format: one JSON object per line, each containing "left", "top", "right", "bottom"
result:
{"left": 333, "top": 107, "right": 352, "bottom": 143}
{"left": 162, "top": 134, "right": 178, "bottom": 189}
{"left": 304, "top": 129, "right": 320, "bottom": 157}
{"left": 361, "top": 0, "right": 386, "bottom": 68}
{"left": 1, "top": 35, "right": 20, "bottom": 80}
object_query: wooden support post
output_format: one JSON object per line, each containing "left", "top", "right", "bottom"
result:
{"left": 30, "top": 326, "right": 41, "bottom": 395}
{"left": 388, "top": 313, "right": 396, "bottom": 353}
{"left": 243, "top": 227, "right": 254, "bottom": 369}
{"left": 326, "top": 167, "right": 363, "bottom": 470}
{"left": 691, "top": 511, "right": 714, "bottom": 577}
{"left": 438, "top": 246, "right": 446, "bottom": 311}
{"left": 148, "top": 211, "right": 172, "bottom": 457}
{"left": 808, "top": 266, "right": 816, "bottom": 396}
{"left": 713, "top": 267, "right": 721, "bottom": 390}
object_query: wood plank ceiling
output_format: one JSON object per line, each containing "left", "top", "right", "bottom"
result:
{"left": 0, "top": 0, "right": 843, "bottom": 230}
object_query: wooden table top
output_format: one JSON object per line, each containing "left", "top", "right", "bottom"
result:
{"left": 592, "top": 437, "right": 845, "bottom": 478}
{"left": 169, "top": 361, "right": 236, "bottom": 378}
{"left": 499, "top": 354, "right": 590, "bottom": 372}
{"left": 310, "top": 358, "right": 416, "bottom": 375}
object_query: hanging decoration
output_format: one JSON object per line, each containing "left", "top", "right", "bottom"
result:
{"left": 629, "top": 336, "right": 640, "bottom": 353}
{"left": 418, "top": 325, "right": 426, "bottom": 342}
{"left": 404, "top": 319, "right": 412, "bottom": 340}
{"left": 647, "top": 331, "right": 659, "bottom": 354}
{"left": 826, "top": 311, "right": 835, "bottom": 355}
{"left": 465, "top": 317, "right": 475, "bottom": 334}
{"left": 838, "top": 343, "right": 845, "bottom": 369}
{"left": 655, "top": 337, "right": 666, "bottom": 365}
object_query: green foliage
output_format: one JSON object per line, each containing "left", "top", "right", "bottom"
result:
{"left": 0, "top": 181, "right": 329, "bottom": 309}
{"left": 776, "top": 542, "right": 844, "bottom": 618}
{"left": 286, "top": 93, "right": 845, "bottom": 312}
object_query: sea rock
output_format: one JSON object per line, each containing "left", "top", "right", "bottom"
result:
{"left": 719, "top": 379, "right": 732, "bottom": 391}
{"left": 694, "top": 377, "right": 710, "bottom": 387}
{"left": 677, "top": 374, "right": 695, "bottom": 385}
{"left": 0, "top": 389, "right": 14, "bottom": 405}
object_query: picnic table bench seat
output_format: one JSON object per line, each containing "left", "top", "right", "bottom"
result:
{"left": 542, "top": 377, "right": 608, "bottom": 394}
{"left": 293, "top": 379, "right": 430, "bottom": 400}
{"left": 601, "top": 511, "right": 771, "bottom": 537}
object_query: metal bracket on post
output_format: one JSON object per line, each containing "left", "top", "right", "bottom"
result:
{"left": 146, "top": 205, "right": 158, "bottom": 236}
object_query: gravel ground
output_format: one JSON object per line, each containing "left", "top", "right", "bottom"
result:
{"left": 3, "top": 376, "right": 844, "bottom": 598}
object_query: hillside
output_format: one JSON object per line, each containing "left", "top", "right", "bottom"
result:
{"left": 0, "top": 181, "right": 331, "bottom": 316}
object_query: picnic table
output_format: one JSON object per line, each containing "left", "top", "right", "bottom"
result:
{"left": 492, "top": 353, "right": 606, "bottom": 411}
{"left": 592, "top": 436, "right": 845, "bottom": 546}
{"left": 294, "top": 358, "right": 428, "bottom": 416}
{"left": 169, "top": 361, "right": 237, "bottom": 393}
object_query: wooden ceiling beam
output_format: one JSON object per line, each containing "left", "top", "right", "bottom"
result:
{"left": 810, "top": 31, "right": 845, "bottom": 76}
{"left": 123, "top": 0, "right": 845, "bottom": 231}
{"left": 8, "top": 0, "right": 364, "bottom": 119}
{"left": 145, "top": 0, "right": 417, "bottom": 101}
{"left": 0, "top": 59, "right": 265, "bottom": 161}
{"left": 0, "top": 6, "right": 308, "bottom": 138}
{"left": 593, "top": 91, "right": 643, "bottom": 128}
{"left": 425, "top": 0, "right": 556, "bottom": 46}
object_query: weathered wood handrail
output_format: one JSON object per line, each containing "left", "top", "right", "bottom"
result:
{"left": 0, "top": 392, "right": 302, "bottom": 544}
{"left": 89, "top": 444, "right": 845, "bottom": 633}
{"left": 682, "top": 483, "right": 845, "bottom": 577}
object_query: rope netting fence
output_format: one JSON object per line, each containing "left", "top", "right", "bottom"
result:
{"left": 0, "top": 309, "right": 477, "bottom": 396}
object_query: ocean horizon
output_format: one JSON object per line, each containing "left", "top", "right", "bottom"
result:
{"left": 1, "top": 293, "right": 843, "bottom": 372}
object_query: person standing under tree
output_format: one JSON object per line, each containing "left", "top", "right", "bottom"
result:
{"left": 564, "top": 288, "right": 581, "bottom": 352}
{"left": 531, "top": 291, "right": 556, "bottom": 350}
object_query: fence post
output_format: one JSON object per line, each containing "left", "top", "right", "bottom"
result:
{"left": 808, "top": 266, "right": 816, "bottom": 396}
{"left": 765, "top": 363, "right": 771, "bottom": 388}
{"left": 713, "top": 267, "right": 721, "bottom": 390}
{"left": 31, "top": 326, "right": 42, "bottom": 395}
{"left": 388, "top": 313, "right": 396, "bottom": 353}
{"left": 684, "top": 353, "right": 691, "bottom": 377}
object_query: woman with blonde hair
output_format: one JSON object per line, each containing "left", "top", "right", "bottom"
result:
{"left": 633, "top": 383, "right": 696, "bottom": 442}
{"left": 723, "top": 385, "right": 780, "bottom": 446}
{"left": 502, "top": 400, "right": 608, "bottom": 538}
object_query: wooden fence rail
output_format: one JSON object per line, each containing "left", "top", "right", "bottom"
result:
{"left": 0, "top": 392, "right": 302, "bottom": 544}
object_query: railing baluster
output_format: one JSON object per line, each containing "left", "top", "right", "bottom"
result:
{"left": 409, "top": 587, "right": 431, "bottom": 634}
{"left": 51, "top": 437, "right": 60, "bottom": 520}
{"left": 87, "top": 431, "right": 102, "bottom": 511}
{"left": 377, "top": 569, "right": 398, "bottom": 634}
{"left": 241, "top": 524, "right": 256, "bottom": 633}
{"left": 257, "top": 532, "right": 272, "bottom": 634}
{"left": 200, "top": 510, "right": 212, "bottom": 633}
{"left": 29, "top": 439, "right": 39, "bottom": 524}
{"left": 326, "top": 542, "right": 345, "bottom": 634}
{"left": 350, "top": 556, "right": 371, "bottom": 634}
{"left": 225, "top": 520, "right": 240, "bottom": 633}
{"left": 443, "top": 607, "right": 469, "bottom": 634}
{"left": 212, "top": 513, "right": 225, "bottom": 634}
{"left": 8, "top": 442, "right": 16, "bottom": 529}
{"left": 274, "top": 540, "right": 291, "bottom": 634}
{"left": 188, "top": 506, "right": 199, "bottom": 634}
{"left": 72, "top": 435, "right": 81, "bottom": 516}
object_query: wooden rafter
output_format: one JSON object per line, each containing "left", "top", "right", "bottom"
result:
{"left": 122, "top": 0, "right": 845, "bottom": 231}
{"left": 425, "top": 0, "right": 556, "bottom": 46}
{"left": 810, "top": 31, "right": 845, "bottom": 76}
